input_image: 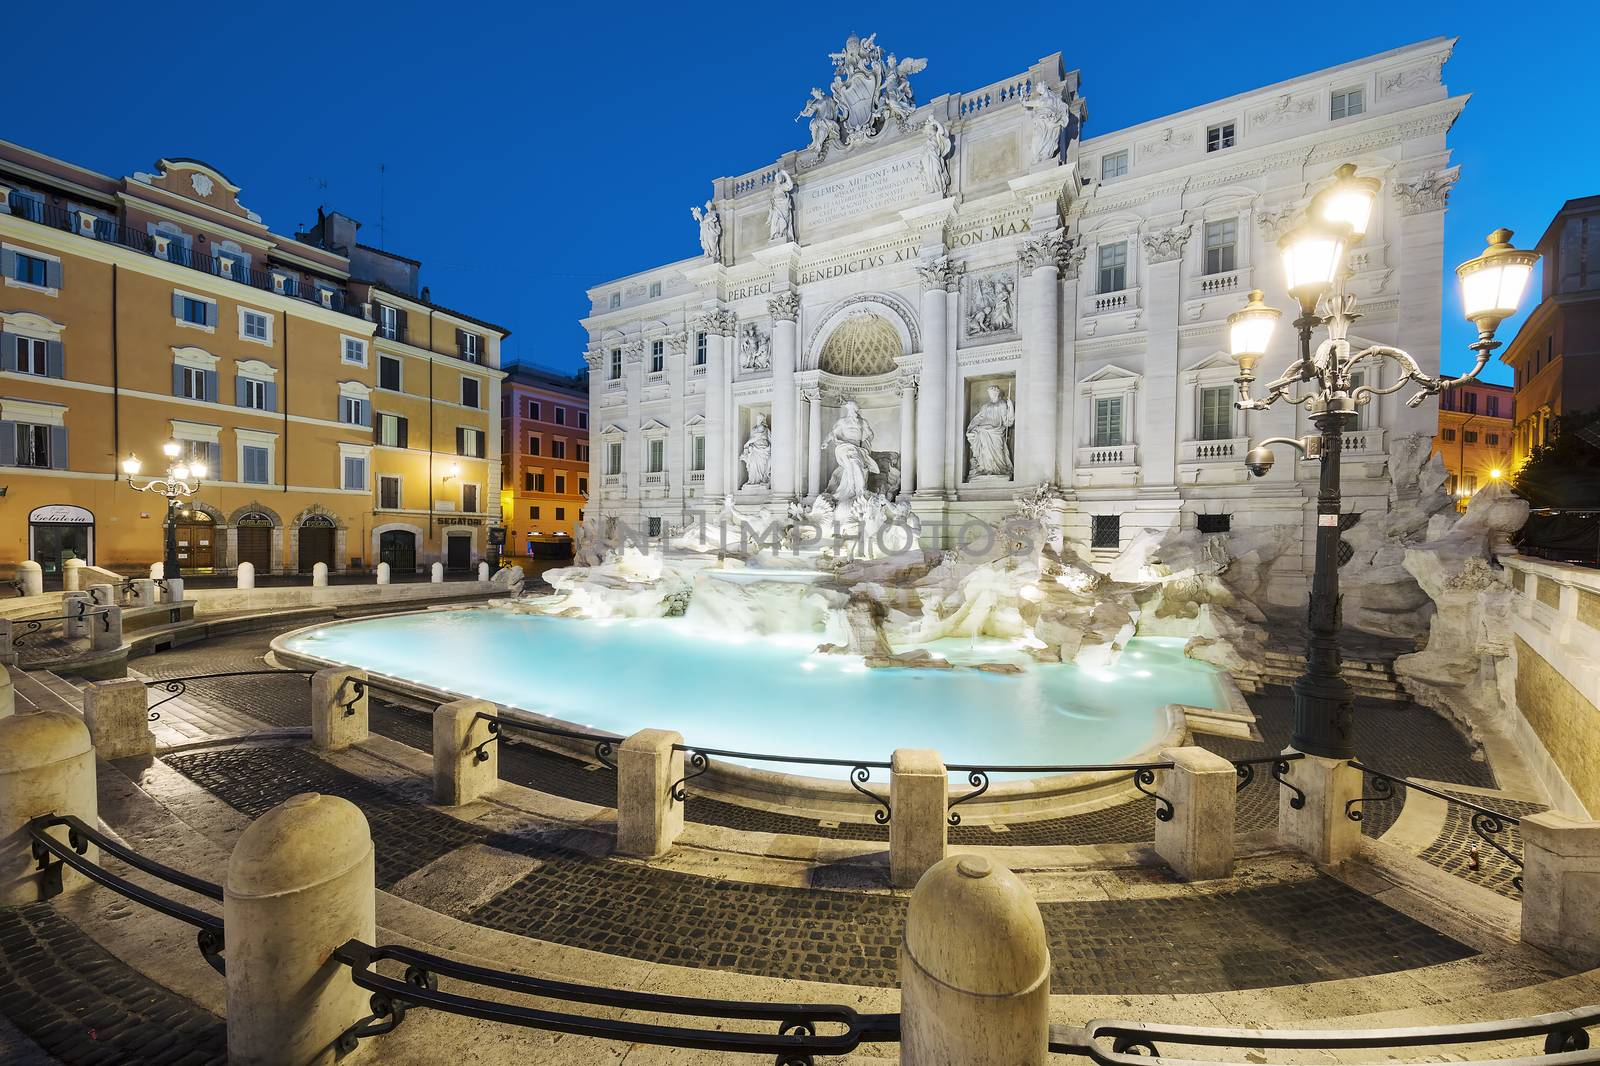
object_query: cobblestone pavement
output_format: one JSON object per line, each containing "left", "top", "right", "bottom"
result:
{"left": 0, "top": 903, "right": 224, "bottom": 1065}
{"left": 1419, "top": 790, "right": 1545, "bottom": 899}
{"left": 164, "top": 744, "right": 1475, "bottom": 992}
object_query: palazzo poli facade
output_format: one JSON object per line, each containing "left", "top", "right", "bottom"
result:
{"left": 584, "top": 35, "right": 1464, "bottom": 589}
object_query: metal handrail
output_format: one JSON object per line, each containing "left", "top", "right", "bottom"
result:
{"left": 667, "top": 745, "right": 895, "bottom": 824}
{"left": 332, "top": 938, "right": 900, "bottom": 1060}
{"left": 10, "top": 602, "right": 111, "bottom": 645}
{"left": 1049, "top": 1002, "right": 1597, "bottom": 1064}
{"left": 468, "top": 710, "right": 621, "bottom": 771}
{"left": 26, "top": 813, "right": 225, "bottom": 974}
{"left": 943, "top": 759, "right": 1178, "bottom": 828}
{"left": 1348, "top": 761, "right": 1526, "bottom": 890}
{"left": 1230, "top": 753, "right": 1308, "bottom": 807}
{"left": 142, "top": 669, "right": 316, "bottom": 720}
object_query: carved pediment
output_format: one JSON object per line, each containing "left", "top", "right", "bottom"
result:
{"left": 133, "top": 158, "right": 263, "bottom": 224}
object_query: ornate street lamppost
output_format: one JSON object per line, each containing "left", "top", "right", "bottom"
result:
{"left": 1227, "top": 163, "right": 1538, "bottom": 759}
{"left": 122, "top": 440, "right": 206, "bottom": 581}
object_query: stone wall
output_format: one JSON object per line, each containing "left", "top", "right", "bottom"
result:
{"left": 1513, "top": 635, "right": 1600, "bottom": 815}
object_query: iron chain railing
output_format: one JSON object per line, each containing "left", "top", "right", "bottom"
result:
{"left": 469, "top": 710, "right": 620, "bottom": 771}
{"left": 1347, "top": 761, "right": 1526, "bottom": 891}
{"left": 141, "top": 669, "right": 316, "bottom": 720}
{"left": 11, "top": 602, "right": 110, "bottom": 646}
{"left": 669, "top": 745, "right": 894, "bottom": 824}
{"left": 331, "top": 938, "right": 900, "bottom": 1062}
{"left": 1048, "top": 1004, "right": 1595, "bottom": 1064}
{"left": 26, "top": 814, "right": 225, "bottom": 974}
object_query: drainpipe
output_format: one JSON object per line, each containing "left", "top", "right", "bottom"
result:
{"left": 281, "top": 309, "right": 290, "bottom": 493}
{"left": 111, "top": 264, "right": 120, "bottom": 475}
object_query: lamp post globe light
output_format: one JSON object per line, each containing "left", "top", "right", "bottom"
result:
{"left": 1226, "top": 163, "right": 1538, "bottom": 759}
{"left": 122, "top": 440, "right": 206, "bottom": 581}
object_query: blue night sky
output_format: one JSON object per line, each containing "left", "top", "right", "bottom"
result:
{"left": 12, "top": 2, "right": 1597, "bottom": 384}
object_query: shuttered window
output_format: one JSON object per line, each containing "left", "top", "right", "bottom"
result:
{"left": 1198, "top": 386, "right": 1233, "bottom": 441}
{"left": 456, "top": 427, "right": 483, "bottom": 458}
{"left": 241, "top": 446, "right": 270, "bottom": 485}
{"left": 1093, "top": 397, "right": 1124, "bottom": 447}
{"left": 376, "top": 413, "right": 408, "bottom": 448}
{"left": 378, "top": 355, "right": 402, "bottom": 391}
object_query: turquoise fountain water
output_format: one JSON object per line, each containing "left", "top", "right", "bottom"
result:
{"left": 282, "top": 609, "right": 1224, "bottom": 777}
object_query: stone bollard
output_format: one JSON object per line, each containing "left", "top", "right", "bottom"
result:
{"left": 312, "top": 561, "right": 329, "bottom": 588}
{"left": 1153, "top": 747, "right": 1237, "bottom": 881}
{"left": 225, "top": 792, "right": 375, "bottom": 1066}
{"left": 430, "top": 562, "right": 444, "bottom": 584}
{"left": 86, "top": 582, "right": 116, "bottom": 607}
{"left": 128, "top": 578, "right": 155, "bottom": 607}
{"left": 62, "top": 592, "right": 92, "bottom": 639}
{"left": 150, "top": 561, "right": 163, "bottom": 580}
{"left": 236, "top": 561, "right": 255, "bottom": 590}
{"left": 375, "top": 562, "right": 390, "bottom": 586}
{"left": 83, "top": 678, "right": 154, "bottom": 760}
{"left": 312, "top": 668, "right": 369, "bottom": 751}
{"left": 616, "top": 729, "right": 685, "bottom": 859}
{"left": 477, "top": 561, "right": 489, "bottom": 582}
{"left": 164, "top": 577, "right": 185, "bottom": 604}
{"left": 433, "top": 699, "right": 497, "bottom": 806}
{"left": 1278, "top": 751, "right": 1362, "bottom": 866}
{"left": 0, "top": 711, "right": 98, "bottom": 905}
{"left": 91, "top": 606, "right": 123, "bottom": 652}
{"left": 890, "top": 748, "right": 948, "bottom": 889}
{"left": 62, "top": 558, "right": 84, "bottom": 592}
{"left": 16, "top": 561, "right": 42, "bottom": 598}
{"left": 0, "top": 664, "right": 13, "bottom": 718}
{"left": 1522, "top": 812, "right": 1600, "bottom": 968}
{"left": 901, "top": 854, "right": 1050, "bottom": 1064}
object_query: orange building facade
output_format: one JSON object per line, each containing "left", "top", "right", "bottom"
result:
{"left": 0, "top": 140, "right": 506, "bottom": 578}
{"left": 500, "top": 365, "right": 588, "bottom": 554}
{"left": 1433, "top": 380, "right": 1513, "bottom": 507}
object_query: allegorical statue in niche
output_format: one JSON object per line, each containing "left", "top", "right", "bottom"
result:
{"left": 1022, "top": 83, "right": 1073, "bottom": 164}
{"left": 767, "top": 169, "right": 795, "bottom": 244}
{"left": 825, "top": 400, "right": 879, "bottom": 505}
{"left": 920, "top": 118, "right": 952, "bottom": 196}
{"left": 740, "top": 414, "right": 772, "bottom": 488}
{"left": 739, "top": 322, "right": 771, "bottom": 371}
{"left": 797, "top": 87, "right": 842, "bottom": 156}
{"left": 690, "top": 200, "right": 721, "bottom": 259}
{"left": 966, "top": 384, "right": 1016, "bottom": 479}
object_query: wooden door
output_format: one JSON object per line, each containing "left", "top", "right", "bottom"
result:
{"left": 175, "top": 523, "right": 215, "bottom": 570}
{"left": 297, "top": 526, "right": 335, "bottom": 574}
{"left": 237, "top": 525, "right": 272, "bottom": 572}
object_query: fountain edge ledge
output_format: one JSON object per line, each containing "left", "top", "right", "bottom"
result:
{"left": 266, "top": 611, "right": 1208, "bottom": 820}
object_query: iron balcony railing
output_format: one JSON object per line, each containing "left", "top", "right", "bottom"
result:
{"left": 5, "top": 189, "right": 359, "bottom": 318}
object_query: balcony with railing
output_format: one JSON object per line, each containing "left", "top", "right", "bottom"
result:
{"left": 1083, "top": 286, "right": 1139, "bottom": 317}
{"left": 1180, "top": 436, "right": 1249, "bottom": 463}
{"left": 2, "top": 187, "right": 360, "bottom": 318}
{"left": 1077, "top": 443, "right": 1137, "bottom": 466}
{"left": 1191, "top": 267, "right": 1250, "bottom": 301}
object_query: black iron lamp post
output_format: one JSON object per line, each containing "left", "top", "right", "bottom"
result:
{"left": 122, "top": 439, "right": 206, "bottom": 581}
{"left": 1227, "top": 164, "right": 1539, "bottom": 759}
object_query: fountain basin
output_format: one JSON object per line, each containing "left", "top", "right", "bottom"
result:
{"left": 270, "top": 606, "right": 1228, "bottom": 819}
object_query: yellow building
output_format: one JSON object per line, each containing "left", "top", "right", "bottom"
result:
{"left": 0, "top": 142, "right": 505, "bottom": 579}
{"left": 499, "top": 364, "right": 589, "bottom": 556}
{"left": 1433, "top": 380, "right": 1514, "bottom": 509}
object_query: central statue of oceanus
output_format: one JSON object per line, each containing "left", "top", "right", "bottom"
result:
{"left": 796, "top": 33, "right": 927, "bottom": 159}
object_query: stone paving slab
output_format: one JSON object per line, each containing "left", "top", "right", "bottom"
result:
{"left": 163, "top": 743, "right": 1477, "bottom": 993}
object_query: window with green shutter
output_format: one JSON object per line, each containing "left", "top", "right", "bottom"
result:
{"left": 1093, "top": 397, "right": 1123, "bottom": 447}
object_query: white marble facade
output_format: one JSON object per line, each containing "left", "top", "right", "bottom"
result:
{"left": 582, "top": 34, "right": 1464, "bottom": 595}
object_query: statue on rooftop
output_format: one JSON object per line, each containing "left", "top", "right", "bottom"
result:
{"left": 691, "top": 200, "right": 722, "bottom": 260}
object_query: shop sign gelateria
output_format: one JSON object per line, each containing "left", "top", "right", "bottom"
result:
{"left": 29, "top": 504, "right": 93, "bottom": 524}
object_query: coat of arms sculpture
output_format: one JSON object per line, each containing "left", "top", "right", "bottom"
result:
{"left": 796, "top": 33, "right": 927, "bottom": 161}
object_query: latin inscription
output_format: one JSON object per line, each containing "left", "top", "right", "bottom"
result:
{"left": 948, "top": 219, "right": 1030, "bottom": 248}
{"left": 797, "top": 157, "right": 926, "bottom": 231}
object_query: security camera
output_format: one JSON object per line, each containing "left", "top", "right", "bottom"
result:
{"left": 1244, "top": 446, "right": 1275, "bottom": 478}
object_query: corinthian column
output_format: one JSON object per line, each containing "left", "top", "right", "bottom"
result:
{"left": 897, "top": 374, "right": 917, "bottom": 498}
{"left": 769, "top": 291, "right": 801, "bottom": 499}
{"left": 699, "top": 310, "right": 730, "bottom": 497}
{"left": 804, "top": 387, "right": 823, "bottom": 498}
{"left": 915, "top": 257, "right": 955, "bottom": 496}
{"left": 1019, "top": 229, "right": 1067, "bottom": 486}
